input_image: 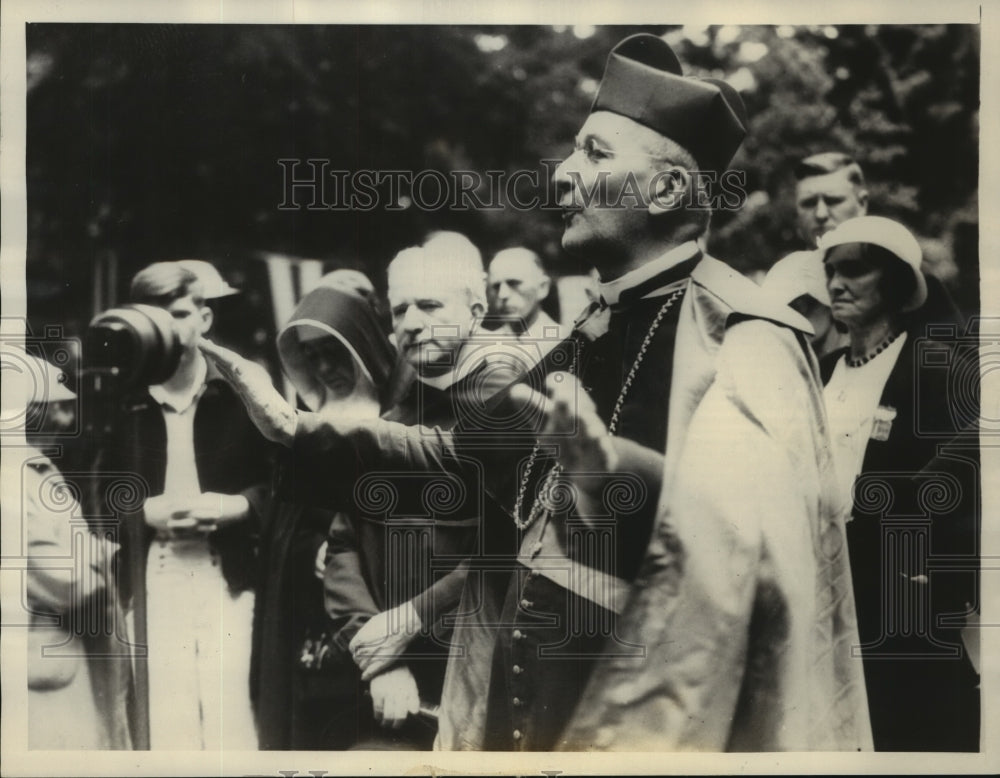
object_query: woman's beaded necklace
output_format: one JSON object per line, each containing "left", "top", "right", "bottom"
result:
{"left": 845, "top": 329, "right": 901, "bottom": 368}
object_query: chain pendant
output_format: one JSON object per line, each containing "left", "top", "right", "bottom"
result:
{"left": 512, "top": 285, "right": 685, "bottom": 531}
{"left": 513, "top": 350, "right": 577, "bottom": 531}
{"left": 606, "top": 288, "right": 683, "bottom": 435}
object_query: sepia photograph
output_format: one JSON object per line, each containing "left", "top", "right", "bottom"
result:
{"left": 1, "top": 1, "right": 995, "bottom": 775}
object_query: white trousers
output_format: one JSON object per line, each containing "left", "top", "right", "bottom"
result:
{"left": 145, "top": 536, "right": 256, "bottom": 750}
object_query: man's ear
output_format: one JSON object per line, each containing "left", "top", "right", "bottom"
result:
{"left": 857, "top": 188, "right": 870, "bottom": 214}
{"left": 470, "top": 301, "right": 486, "bottom": 319}
{"left": 649, "top": 166, "right": 690, "bottom": 216}
{"left": 199, "top": 305, "right": 214, "bottom": 334}
{"left": 537, "top": 276, "right": 552, "bottom": 299}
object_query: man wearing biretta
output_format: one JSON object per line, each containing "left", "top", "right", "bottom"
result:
{"left": 439, "top": 33, "right": 872, "bottom": 753}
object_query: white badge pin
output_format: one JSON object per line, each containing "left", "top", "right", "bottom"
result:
{"left": 870, "top": 405, "right": 897, "bottom": 442}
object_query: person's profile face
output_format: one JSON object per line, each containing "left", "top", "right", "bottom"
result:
{"left": 823, "top": 243, "right": 888, "bottom": 330}
{"left": 299, "top": 334, "right": 356, "bottom": 401}
{"left": 487, "top": 254, "right": 548, "bottom": 325}
{"left": 163, "top": 294, "right": 212, "bottom": 354}
{"left": 388, "top": 263, "right": 477, "bottom": 376}
{"left": 553, "top": 111, "right": 670, "bottom": 259}
{"left": 795, "top": 169, "right": 868, "bottom": 248}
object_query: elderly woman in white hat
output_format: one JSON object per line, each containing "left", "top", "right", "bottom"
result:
{"left": 820, "top": 216, "right": 928, "bottom": 511}
{"left": 818, "top": 215, "right": 979, "bottom": 752}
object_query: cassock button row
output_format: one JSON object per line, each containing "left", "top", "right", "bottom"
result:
{"left": 512, "top": 665, "right": 523, "bottom": 675}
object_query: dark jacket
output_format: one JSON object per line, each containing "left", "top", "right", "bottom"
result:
{"left": 481, "top": 260, "right": 694, "bottom": 752}
{"left": 93, "top": 364, "right": 274, "bottom": 605}
{"left": 249, "top": 467, "right": 350, "bottom": 749}
{"left": 821, "top": 333, "right": 980, "bottom": 751}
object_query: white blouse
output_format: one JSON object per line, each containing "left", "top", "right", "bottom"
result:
{"left": 823, "top": 332, "right": 907, "bottom": 510}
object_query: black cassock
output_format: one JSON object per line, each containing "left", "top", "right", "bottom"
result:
{"left": 482, "top": 254, "right": 701, "bottom": 752}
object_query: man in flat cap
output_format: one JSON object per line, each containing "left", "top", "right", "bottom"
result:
{"left": 435, "top": 33, "right": 872, "bottom": 751}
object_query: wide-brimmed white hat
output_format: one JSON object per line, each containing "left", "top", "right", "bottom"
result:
{"left": 818, "top": 215, "right": 927, "bottom": 312}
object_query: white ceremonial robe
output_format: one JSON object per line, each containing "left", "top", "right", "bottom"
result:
{"left": 559, "top": 258, "right": 872, "bottom": 751}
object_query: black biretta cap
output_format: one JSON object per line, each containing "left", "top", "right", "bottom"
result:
{"left": 592, "top": 34, "right": 749, "bottom": 172}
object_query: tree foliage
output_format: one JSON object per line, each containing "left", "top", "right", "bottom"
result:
{"left": 25, "top": 23, "right": 980, "bottom": 347}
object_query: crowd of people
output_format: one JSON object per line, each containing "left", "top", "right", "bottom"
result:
{"left": 11, "top": 33, "right": 980, "bottom": 753}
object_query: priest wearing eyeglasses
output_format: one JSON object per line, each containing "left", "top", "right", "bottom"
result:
{"left": 437, "top": 33, "right": 873, "bottom": 753}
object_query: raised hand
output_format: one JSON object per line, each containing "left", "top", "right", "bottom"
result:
{"left": 508, "top": 371, "right": 619, "bottom": 475}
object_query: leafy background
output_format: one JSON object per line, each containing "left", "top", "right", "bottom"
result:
{"left": 25, "top": 23, "right": 980, "bottom": 367}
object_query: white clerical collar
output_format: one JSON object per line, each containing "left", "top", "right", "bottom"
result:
{"left": 598, "top": 241, "right": 700, "bottom": 307}
{"left": 149, "top": 353, "right": 208, "bottom": 413}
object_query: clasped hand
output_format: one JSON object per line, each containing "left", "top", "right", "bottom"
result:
{"left": 349, "top": 601, "right": 423, "bottom": 681}
{"left": 143, "top": 491, "right": 249, "bottom": 535}
{"left": 368, "top": 664, "right": 420, "bottom": 729}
